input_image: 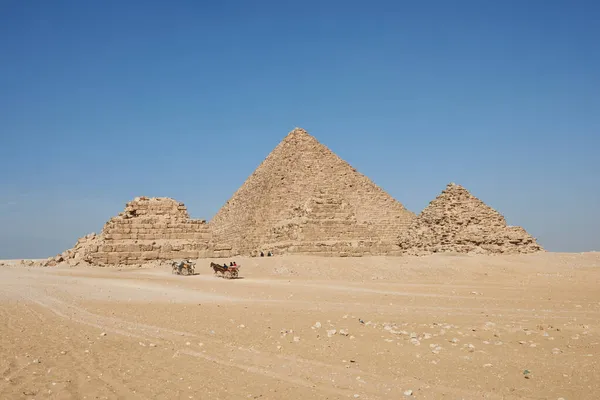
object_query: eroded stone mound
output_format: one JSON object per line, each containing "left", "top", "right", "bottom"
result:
{"left": 47, "top": 197, "right": 212, "bottom": 266}
{"left": 210, "top": 127, "right": 416, "bottom": 256}
{"left": 398, "top": 183, "right": 543, "bottom": 255}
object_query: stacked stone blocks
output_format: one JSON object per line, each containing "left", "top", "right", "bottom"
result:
{"left": 84, "top": 197, "right": 212, "bottom": 265}
{"left": 210, "top": 128, "right": 417, "bottom": 256}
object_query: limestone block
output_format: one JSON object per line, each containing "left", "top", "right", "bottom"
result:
{"left": 107, "top": 254, "right": 123, "bottom": 264}
{"left": 141, "top": 251, "right": 159, "bottom": 260}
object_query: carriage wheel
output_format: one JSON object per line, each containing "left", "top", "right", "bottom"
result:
{"left": 225, "top": 270, "right": 232, "bottom": 279}
{"left": 232, "top": 270, "right": 238, "bottom": 278}
{"left": 182, "top": 267, "right": 189, "bottom": 276}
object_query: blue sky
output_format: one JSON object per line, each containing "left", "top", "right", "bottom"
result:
{"left": 1, "top": 0, "right": 599, "bottom": 258}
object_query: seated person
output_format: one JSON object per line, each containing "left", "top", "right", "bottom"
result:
{"left": 232, "top": 261, "right": 237, "bottom": 267}
{"left": 223, "top": 263, "right": 228, "bottom": 269}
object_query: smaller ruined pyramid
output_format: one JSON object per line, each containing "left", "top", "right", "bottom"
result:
{"left": 398, "top": 183, "right": 543, "bottom": 254}
{"left": 45, "top": 197, "right": 212, "bottom": 266}
{"left": 210, "top": 127, "right": 416, "bottom": 256}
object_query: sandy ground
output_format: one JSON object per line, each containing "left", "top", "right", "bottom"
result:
{"left": 1, "top": 253, "right": 599, "bottom": 400}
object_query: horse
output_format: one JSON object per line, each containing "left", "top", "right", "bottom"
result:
{"left": 210, "top": 262, "right": 239, "bottom": 279}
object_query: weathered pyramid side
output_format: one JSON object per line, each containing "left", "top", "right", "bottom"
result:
{"left": 398, "top": 183, "right": 543, "bottom": 255}
{"left": 210, "top": 128, "right": 416, "bottom": 256}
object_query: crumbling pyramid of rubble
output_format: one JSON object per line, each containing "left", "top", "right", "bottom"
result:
{"left": 398, "top": 183, "right": 543, "bottom": 255}
{"left": 209, "top": 128, "right": 417, "bottom": 256}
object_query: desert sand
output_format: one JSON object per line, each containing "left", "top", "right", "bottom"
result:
{"left": 1, "top": 253, "right": 599, "bottom": 399}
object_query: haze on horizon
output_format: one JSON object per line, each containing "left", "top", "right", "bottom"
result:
{"left": 1, "top": 0, "right": 599, "bottom": 259}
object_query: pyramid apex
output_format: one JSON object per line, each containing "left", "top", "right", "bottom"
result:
{"left": 445, "top": 182, "right": 468, "bottom": 192}
{"left": 287, "top": 127, "right": 310, "bottom": 137}
{"left": 280, "top": 127, "right": 317, "bottom": 146}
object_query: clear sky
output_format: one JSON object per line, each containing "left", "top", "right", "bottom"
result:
{"left": 1, "top": 0, "right": 599, "bottom": 259}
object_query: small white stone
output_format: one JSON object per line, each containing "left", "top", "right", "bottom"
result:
{"left": 100, "top": 332, "right": 107, "bottom": 337}
{"left": 293, "top": 336, "right": 300, "bottom": 342}
{"left": 314, "top": 322, "right": 322, "bottom": 328}
{"left": 404, "top": 389, "right": 413, "bottom": 396}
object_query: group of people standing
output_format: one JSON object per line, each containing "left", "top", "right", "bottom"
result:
{"left": 259, "top": 251, "right": 273, "bottom": 257}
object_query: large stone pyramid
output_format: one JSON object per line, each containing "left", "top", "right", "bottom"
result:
{"left": 210, "top": 128, "right": 416, "bottom": 256}
{"left": 398, "top": 183, "right": 543, "bottom": 254}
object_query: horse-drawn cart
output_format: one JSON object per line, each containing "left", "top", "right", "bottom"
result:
{"left": 210, "top": 262, "right": 240, "bottom": 279}
{"left": 171, "top": 259, "right": 196, "bottom": 275}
